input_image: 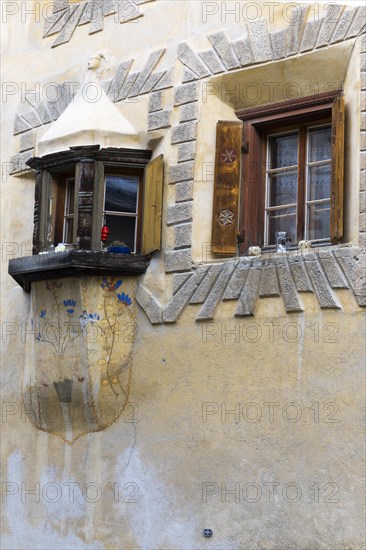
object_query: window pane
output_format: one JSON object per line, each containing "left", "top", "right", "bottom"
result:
{"left": 267, "top": 206, "right": 297, "bottom": 244}
{"left": 63, "top": 218, "right": 73, "bottom": 244}
{"left": 268, "top": 170, "right": 297, "bottom": 207}
{"left": 307, "top": 202, "right": 330, "bottom": 240}
{"left": 65, "top": 179, "right": 75, "bottom": 215}
{"left": 269, "top": 133, "right": 298, "bottom": 168}
{"left": 105, "top": 175, "right": 138, "bottom": 213}
{"left": 105, "top": 215, "right": 136, "bottom": 251}
{"left": 308, "top": 126, "right": 331, "bottom": 162}
{"left": 308, "top": 164, "right": 331, "bottom": 201}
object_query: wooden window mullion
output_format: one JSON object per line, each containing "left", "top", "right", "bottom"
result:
{"left": 77, "top": 160, "right": 95, "bottom": 250}
{"left": 32, "top": 168, "right": 43, "bottom": 255}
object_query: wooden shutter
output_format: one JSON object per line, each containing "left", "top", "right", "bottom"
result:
{"left": 142, "top": 154, "right": 164, "bottom": 254}
{"left": 211, "top": 120, "right": 242, "bottom": 254}
{"left": 330, "top": 93, "right": 345, "bottom": 243}
{"left": 241, "top": 122, "right": 263, "bottom": 251}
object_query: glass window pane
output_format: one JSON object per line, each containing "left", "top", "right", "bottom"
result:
{"left": 63, "top": 218, "right": 73, "bottom": 243}
{"left": 267, "top": 206, "right": 297, "bottom": 245}
{"left": 307, "top": 202, "right": 330, "bottom": 240}
{"left": 308, "top": 126, "right": 331, "bottom": 162}
{"left": 105, "top": 215, "right": 136, "bottom": 251}
{"left": 65, "top": 179, "right": 75, "bottom": 215}
{"left": 105, "top": 175, "right": 139, "bottom": 213}
{"left": 268, "top": 170, "right": 297, "bottom": 207}
{"left": 308, "top": 164, "right": 331, "bottom": 201}
{"left": 269, "top": 133, "right": 298, "bottom": 168}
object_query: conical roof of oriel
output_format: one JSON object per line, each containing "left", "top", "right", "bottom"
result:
{"left": 38, "top": 69, "right": 140, "bottom": 156}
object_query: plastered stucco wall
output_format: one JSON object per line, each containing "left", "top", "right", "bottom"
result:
{"left": 1, "top": 1, "right": 365, "bottom": 549}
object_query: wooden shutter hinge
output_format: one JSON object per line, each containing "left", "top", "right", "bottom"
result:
{"left": 242, "top": 141, "right": 249, "bottom": 154}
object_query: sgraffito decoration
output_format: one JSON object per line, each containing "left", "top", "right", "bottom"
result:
{"left": 44, "top": 0, "right": 155, "bottom": 48}
{"left": 23, "top": 276, "right": 136, "bottom": 445}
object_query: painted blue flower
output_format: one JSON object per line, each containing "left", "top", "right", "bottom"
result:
{"left": 117, "top": 292, "right": 132, "bottom": 307}
{"left": 101, "top": 277, "right": 122, "bottom": 292}
{"left": 40, "top": 310, "right": 46, "bottom": 318}
{"left": 36, "top": 332, "right": 42, "bottom": 342}
{"left": 88, "top": 313, "right": 100, "bottom": 322}
{"left": 63, "top": 299, "right": 76, "bottom": 314}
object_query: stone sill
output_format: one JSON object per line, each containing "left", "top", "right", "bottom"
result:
{"left": 8, "top": 250, "right": 151, "bottom": 292}
{"left": 206, "top": 243, "right": 354, "bottom": 264}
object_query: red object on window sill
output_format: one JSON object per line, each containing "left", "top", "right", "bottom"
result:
{"left": 101, "top": 225, "right": 110, "bottom": 243}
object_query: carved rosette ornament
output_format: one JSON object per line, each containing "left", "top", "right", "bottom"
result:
{"left": 219, "top": 209, "right": 235, "bottom": 226}
{"left": 23, "top": 276, "right": 137, "bottom": 444}
{"left": 220, "top": 148, "right": 238, "bottom": 165}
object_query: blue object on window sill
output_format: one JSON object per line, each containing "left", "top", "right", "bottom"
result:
{"left": 107, "top": 246, "right": 131, "bottom": 254}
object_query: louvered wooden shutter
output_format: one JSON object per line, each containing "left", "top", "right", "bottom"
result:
{"left": 211, "top": 120, "right": 242, "bottom": 254}
{"left": 330, "top": 93, "right": 345, "bottom": 243}
{"left": 142, "top": 154, "right": 164, "bottom": 254}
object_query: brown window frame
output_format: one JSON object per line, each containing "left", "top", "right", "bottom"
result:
{"left": 50, "top": 168, "right": 77, "bottom": 248}
{"left": 236, "top": 90, "right": 343, "bottom": 252}
{"left": 62, "top": 177, "right": 76, "bottom": 244}
{"left": 101, "top": 165, "right": 144, "bottom": 254}
{"left": 39, "top": 158, "right": 149, "bottom": 255}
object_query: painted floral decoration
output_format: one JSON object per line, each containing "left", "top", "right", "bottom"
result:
{"left": 117, "top": 292, "right": 132, "bottom": 307}
{"left": 63, "top": 299, "right": 76, "bottom": 314}
{"left": 101, "top": 277, "right": 122, "bottom": 292}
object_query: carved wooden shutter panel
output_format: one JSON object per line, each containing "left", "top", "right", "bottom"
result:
{"left": 142, "top": 154, "right": 164, "bottom": 254}
{"left": 32, "top": 168, "right": 43, "bottom": 255}
{"left": 211, "top": 120, "right": 242, "bottom": 254}
{"left": 330, "top": 93, "right": 345, "bottom": 243}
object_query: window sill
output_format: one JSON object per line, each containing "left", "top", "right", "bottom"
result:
{"left": 8, "top": 250, "right": 151, "bottom": 292}
{"left": 261, "top": 241, "right": 332, "bottom": 253}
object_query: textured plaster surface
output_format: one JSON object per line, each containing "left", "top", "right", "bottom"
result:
{"left": 1, "top": 302, "right": 365, "bottom": 549}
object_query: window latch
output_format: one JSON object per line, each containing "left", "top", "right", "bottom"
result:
{"left": 242, "top": 141, "right": 249, "bottom": 154}
{"left": 237, "top": 230, "right": 245, "bottom": 244}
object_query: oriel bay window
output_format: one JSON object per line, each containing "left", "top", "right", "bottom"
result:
{"left": 9, "top": 146, "right": 164, "bottom": 290}
{"left": 211, "top": 91, "right": 345, "bottom": 254}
